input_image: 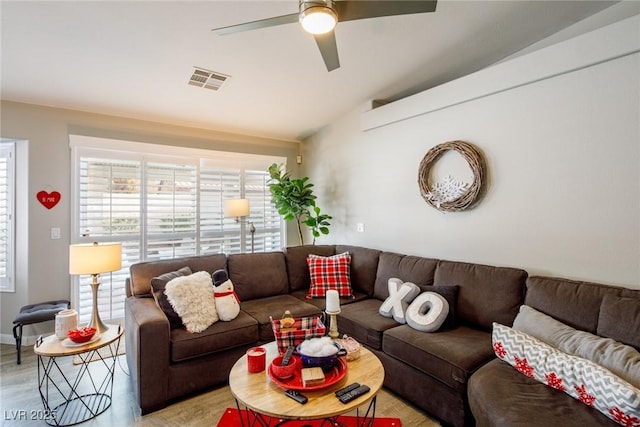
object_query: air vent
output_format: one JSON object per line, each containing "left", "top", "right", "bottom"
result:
{"left": 188, "top": 67, "right": 229, "bottom": 91}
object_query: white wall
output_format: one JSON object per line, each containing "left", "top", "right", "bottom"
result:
{"left": 0, "top": 102, "right": 300, "bottom": 341}
{"left": 303, "top": 16, "right": 640, "bottom": 289}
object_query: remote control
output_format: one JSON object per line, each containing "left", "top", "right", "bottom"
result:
{"left": 338, "top": 385, "right": 370, "bottom": 403}
{"left": 285, "top": 389, "right": 308, "bottom": 404}
{"left": 281, "top": 346, "right": 295, "bottom": 366}
{"left": 335, "top": 382, "right": 361, "bottom": 397}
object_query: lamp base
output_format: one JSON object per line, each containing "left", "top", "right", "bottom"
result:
{"left": 89, "top": 278, "right": 109, "bottom": 336}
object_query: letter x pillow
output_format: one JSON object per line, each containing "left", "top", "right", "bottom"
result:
{"left": 379, "top": 278, "right": 421, "bottom": 324}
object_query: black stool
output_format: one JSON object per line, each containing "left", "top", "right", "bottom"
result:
{"left": 12, "top": 300, "right": 70, "bottom": 364}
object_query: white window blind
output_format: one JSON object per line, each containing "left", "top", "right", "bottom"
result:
{"left": 71, "top": 136, "right": 285, "bottom": 324}
{"left": 0, "top": 142, "right": 15, "bottom": 292}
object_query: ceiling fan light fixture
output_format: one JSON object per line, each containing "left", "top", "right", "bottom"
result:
{"left": 300, "top": 4, "right": 337, "bottom": 35}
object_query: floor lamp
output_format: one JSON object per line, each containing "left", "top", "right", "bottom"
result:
{"left": 224, "top": 198, "right": 255, "bottom": 253}
{"left": 69, "top": 242, "right": 122, "bottom": 336}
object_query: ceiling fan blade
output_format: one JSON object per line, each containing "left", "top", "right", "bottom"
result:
{"left": 313, "top": 31, "right": 340, "bottom": 72}
{"left": 212, "top": 13, "right": 299, "bottom": 35}
{"left": 335, "top": 0, "right": 437, "bottom": 22}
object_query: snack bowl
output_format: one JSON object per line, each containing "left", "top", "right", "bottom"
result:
{"left": 270, "top": 354, "right": 300, "bottom": 380}
{"left": 67, "top": 326, "right": 97, "bottom": 344}
{"left": 296, "top": 340, "right": 347, "bottom": 371}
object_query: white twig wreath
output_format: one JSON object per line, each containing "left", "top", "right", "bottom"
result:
{"left": 418, "top": 141, "right": 485, "bottom": 212}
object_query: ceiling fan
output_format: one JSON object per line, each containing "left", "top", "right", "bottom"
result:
{"left": 212, "top": 1, "right": 437, "bottom": 72}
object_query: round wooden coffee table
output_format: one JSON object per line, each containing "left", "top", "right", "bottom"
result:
{"left": 229, "top": 341, "right": 385, "bottom": 426}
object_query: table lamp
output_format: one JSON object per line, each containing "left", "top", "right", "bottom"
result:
{"left": 69, "top": 242, "right": 122, "bottom": 335}
{"left": 223, "top": 198, "right": 256, "bottom": 253}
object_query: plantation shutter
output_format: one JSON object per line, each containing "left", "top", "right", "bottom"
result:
{"left": 76, "top": 156, "right": 142, "bottom": 323}
{"left": 76, "top": 156, "right": 141, "bottom": 325}
{"left": 72, "top": 136, "right": 285, "bottom": 325}
{"left": 146, "top": 161, "right": 198, "bottom": 260}
{"left": 244, "top": 169, "right": 282, "bottom": 253}
{"left": 200, "top": 165, "right": 243, "bottom": 254}
{"left": 0, "top": 142, "right": 15, "bottom": 292}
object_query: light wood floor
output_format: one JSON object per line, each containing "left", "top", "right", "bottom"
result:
{"left": 0, "top": 343, "right": 439, "bottom": 426}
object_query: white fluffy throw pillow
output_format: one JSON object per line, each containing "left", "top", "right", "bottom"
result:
{"left": 165, "top": 271, "right": 219, "bottom": 333}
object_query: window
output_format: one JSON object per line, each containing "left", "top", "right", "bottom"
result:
{"left": 71, "top": 136, "right": 285, "bottom": 325}
{"left": 0, "top": 142, "right": 15, "bottom": 292}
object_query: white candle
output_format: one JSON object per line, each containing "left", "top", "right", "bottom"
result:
{"left": 326, "top": 289, "right": 340, "bottom": 313}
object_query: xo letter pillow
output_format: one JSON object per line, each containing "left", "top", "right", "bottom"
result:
{"left": 306, "top": 252, "right": 353, "bottom": 299}
{"left": 406, "top": 292, "right": 449, "bottom": 332}
{"left": 379, "top": 278, "right": 421, "bottom": 324}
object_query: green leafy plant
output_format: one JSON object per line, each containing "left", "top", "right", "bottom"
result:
{"left": 268, "top": 163, "right": 332, "bottom": 245}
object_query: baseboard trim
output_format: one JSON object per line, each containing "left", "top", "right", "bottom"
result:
{"left": 0, "top": 332, "right": 38, "bottom": 346}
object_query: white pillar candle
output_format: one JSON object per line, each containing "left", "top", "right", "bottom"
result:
{"left": 326, "top": 289, "right": 340, "bottom": 313}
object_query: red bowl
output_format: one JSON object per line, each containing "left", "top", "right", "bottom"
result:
{"left": 270, "top": 355, "right": 301, "bottom": 380}
{"left": 67, "top": 327, "right": 97, "bottom": 343}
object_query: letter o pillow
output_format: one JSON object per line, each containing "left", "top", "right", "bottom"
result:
{"left": 406, "top": 292, "right": 449, "bottom": 332}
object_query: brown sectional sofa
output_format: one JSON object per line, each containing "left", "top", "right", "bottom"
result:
{"left": 468, "top": 277, "right": 640, "bottom": 427}
{"left": 124, "top": 245, "right": 639, "bottom": 427}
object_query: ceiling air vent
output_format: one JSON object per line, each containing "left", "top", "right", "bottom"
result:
{"left": 188, "top": 67, "right": 229, "bottom": 91}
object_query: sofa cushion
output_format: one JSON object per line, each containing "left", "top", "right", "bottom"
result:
{"left": 383, "top": 324, "right": 493, "bottom": 393}
{"left": 337, "top": 299, "right": 399, "bottom": 350}
{"left": 468, "top": 358, "right": 620, "bottom": 427}
{"left": 492, "top": 323, "right": 640, "bottom": 426}
{"left": 240, "top": 294, "right": 322, "bottom": 341}
{"left": 228, "top": 252, "right": 289, "bottom": 301}
{"left": 169, "top": 310, "right": 258, "bottom": 363}
{"left": 164, "top": 271, "right": 219, "bottom": 333}
{"left": 150, "top": 266, "right": 192, "bottom": 329}
{"left": 524, "top": 276, "right": 626, "bottom": 334}
{"left": 307, "top": 252, "right": 353, "bottom": 299}
{"left": 434, "top": 260, "right": 526, "bottom": 331}
{"left": 598, "top": 294, "right": 640, "bottom": 351}
{"left": 335, "top": 245, "right": 381, "bottom": 296}
{"left": 513, "top": 305, "right": 640, "bottom": 388}
{"left": 129, "top": 253, "right": 227, "bottom": 297}
{"left": 373, "top": 252, "right": 438, "bottom": 300}
{"left": 284, "top": 245, "right": 335, "bottom": 291}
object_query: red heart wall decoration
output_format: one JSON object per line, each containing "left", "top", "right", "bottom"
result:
{"left": 37, "top": 191, "right": 61, "bottom": 209}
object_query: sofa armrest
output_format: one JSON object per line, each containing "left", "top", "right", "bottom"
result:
{"left": 125, "top": 296, "right": 170, "bottom": 414}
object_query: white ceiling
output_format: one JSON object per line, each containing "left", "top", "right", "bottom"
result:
{"left": 0, "top": 0, "right": 630, "bottom": 141}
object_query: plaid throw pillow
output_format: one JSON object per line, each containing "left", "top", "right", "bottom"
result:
{"left": 306, "top": 252, "right": 353, "bottom": 299}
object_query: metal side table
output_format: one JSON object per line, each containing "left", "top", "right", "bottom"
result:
{"left": 34, "top": 325, "right": 123, "bottom": 426}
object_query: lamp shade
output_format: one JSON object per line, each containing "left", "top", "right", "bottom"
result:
{"left": 223, "top": 198, "right": 250, "bottom": 218}
{"left": 69, "top": 242, "right": 122, "bottom": 275}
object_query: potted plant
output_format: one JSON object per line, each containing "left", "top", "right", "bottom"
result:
{"left": 268, "top": 163, "right": 331, "bottom": 245}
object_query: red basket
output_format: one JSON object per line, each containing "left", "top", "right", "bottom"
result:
{"left": 271, "top": 315, "right": 326, "bottom": 354}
